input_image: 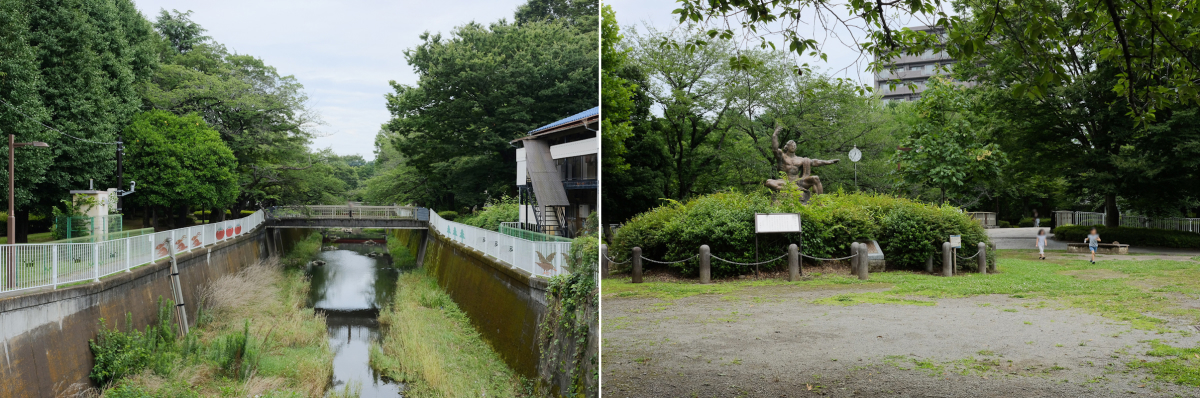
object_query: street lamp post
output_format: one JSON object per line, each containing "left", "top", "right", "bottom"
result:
{"left": 6, "top": 134, "right": 49, "bottom": 289}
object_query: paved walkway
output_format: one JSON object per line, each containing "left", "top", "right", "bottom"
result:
{"left": 987, "top": 227, "right": 1200, "bottom": 256}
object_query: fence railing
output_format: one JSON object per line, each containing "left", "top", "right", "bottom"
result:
{"left": 432, "top": 212, "right": 571, "bottom": 277}
{"left": 498, "top": 222, "right": 573, "bottom": 243}
{"left": 966, "top": 212, "right": 997, "bottom": 228}
{"left": 1054, "top": 211, "right": 1200, "bottom": 233}
{"left": 1, "top": 210, "right": 267, "bottom": 295}
{"left": 266, "top": 205, "right": 415, "bottom": 219}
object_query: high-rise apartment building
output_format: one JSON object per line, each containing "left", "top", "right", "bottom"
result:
{"left": 874, "top": 26, "right": 975, "bottom": 102}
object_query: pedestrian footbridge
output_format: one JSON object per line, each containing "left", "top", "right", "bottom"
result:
{"left": 265, "top": 205, "right": 428, "bottom": 229}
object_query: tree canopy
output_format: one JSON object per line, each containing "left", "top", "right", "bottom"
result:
{"left": 377, "top": 2, "right": 598, "bottom": 210}
{"left": 123, "top": 111, "right": 238, "bottom": 211}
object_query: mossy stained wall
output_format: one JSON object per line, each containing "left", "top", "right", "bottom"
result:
{"left": 391, "top": 228, "right": 545, "bottom": 379}
{"left": 0, "top": 226, "right": 312, "bottom": 398}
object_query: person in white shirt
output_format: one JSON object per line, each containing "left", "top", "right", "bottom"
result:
{"left": 1036, "top": 229, "right": 1047, "bottom": 260}
{"left": 1085, "top": 228, "right": 1101, "bottom": 264}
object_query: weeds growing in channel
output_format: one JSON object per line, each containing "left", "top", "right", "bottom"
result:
{"left": 369, "top": 266, "right": 526, "bottom": 397}
{"left": 90, "top": 234, "right": 333, "bottom": 397}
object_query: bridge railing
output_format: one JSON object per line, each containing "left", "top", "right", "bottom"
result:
{"left": 266, "top": 205, "right": 415, "bottom": 220}
{"left": 0, "top": 210, "right": 267, "bottom": 295}
{"left": 430, "top": 211, "right": 571, "bottom": 278}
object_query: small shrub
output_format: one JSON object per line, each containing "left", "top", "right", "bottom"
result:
{"left": 1017, "top": 218, "right": 1052, "bottom": 227}
{"left": 998, "top": 220, "right": 1011, "bottom": 228}
{"left": 1053, "top": 225, "right": 1200, "bottom": 248}
{"left": 209, "top": 320, "right": 259, "bottom": 380}
{"left": 437, "top": 211, "right": 459, "bottom": 221}
{"left": 89, "top": 298, "right": 180, "bottom": 386}
{"left": 456, "top": 195, "right": 519, "bottom": 231}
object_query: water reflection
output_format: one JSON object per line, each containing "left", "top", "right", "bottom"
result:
{"left": 307, "top": 244, "right": 403, "bottom": 397}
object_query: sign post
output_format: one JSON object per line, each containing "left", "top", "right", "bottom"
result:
{"left": 754, "top": 213, "right": 802, "bottom": 278}
{"left": 949, "top": 235, "right": 961, "bottom": 273}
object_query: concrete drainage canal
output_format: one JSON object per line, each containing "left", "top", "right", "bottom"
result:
{"left": 306, "top": 241, "right": 403, "bottom": 397}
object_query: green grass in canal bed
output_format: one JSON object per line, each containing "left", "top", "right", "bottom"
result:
{"left": 369, "top": 266, "right": 527, "bottom": 397}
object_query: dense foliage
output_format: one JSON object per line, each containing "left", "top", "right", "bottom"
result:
{"left": 371, "top": 0, "right": 598, "bottom": 211}
{"left": 123, "top": 111, "right": 238, "bottom": 213}
{"left": 456, "top": 195, "right": 519, "bottom": 231}
{"left": 538, "top": 214, "right": 598, "bottom": 395}
{"left": 610, "top": 192, "right": 990, "bottom": 276}
{"left": 1053, "top": 225, "right": 1200, "bottom": 249}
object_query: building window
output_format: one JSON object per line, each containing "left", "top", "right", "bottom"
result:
{"left": 556, "top": 154, "right": 597, "bottom": 181}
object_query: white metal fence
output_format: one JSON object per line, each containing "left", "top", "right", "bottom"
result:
{"left": 1, "top": 210, "right": 267, "bottom": 294}
{"left": 430, "top": 211, "right": 571, "bottom": 278}
{"left": 1055, "top": 211, "right": 1200, "bottom": 233}
{"left": 266, "top": 205, "right": 415, "bottom": 219}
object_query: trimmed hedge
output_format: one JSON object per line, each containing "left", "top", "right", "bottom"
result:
{"left": 437, "top": 211, "right": 459, "bottom": 221}
{"left": 610, "top": 192, "right": 991, "bottom": 277}
{"left": 1018, "top": 218, "right": 1051, "bottom": 227}
{"left": 1053, "top": 225, "right": 1200, "bottom": 248}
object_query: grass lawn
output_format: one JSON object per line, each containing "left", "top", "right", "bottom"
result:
{"left": 605, "top": 249, "right": 1200, "bottom": 387}
{"left": 0, "top": 231, "right": 57, "bottom": 244}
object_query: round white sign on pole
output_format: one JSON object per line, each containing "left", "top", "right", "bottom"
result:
{"left": 848, "top": 146, "right": 862, "bottom": 162}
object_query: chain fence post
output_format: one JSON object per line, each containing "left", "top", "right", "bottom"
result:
{"left": 699, "top": 245, "right": 711, "bottom": 284}
{"left": 600, "top": 244, "right": 610, "bottom": 279}
{"left": 942, "top": 241, "right": 953, "bottom": 277}
{"left": 632, "top": 247, "right": 642, "bottom": 284}
{"left": 857, "top": 243, "right": 869, "bottom": 280}
{"left": 787, "top": 244, "right": 799, "bottom": 281}
{"left": 978, "top": 242, "right": 987, "bottom": 274}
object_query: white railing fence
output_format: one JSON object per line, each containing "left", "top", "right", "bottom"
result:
{"left": 429, "top": 211, "right": 571, "bottom": 278}
{"left": 266, "top": 205, "right": 415, "bottom": 219}
{"left": 1054, "top": 211, "right": 1200, "bottom": 233}
{"left": 0, "top": 210, "right": 267, "bottom": 294}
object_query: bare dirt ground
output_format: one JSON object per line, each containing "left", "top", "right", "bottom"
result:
{"left": 602, "top": 277, "right": 1200, "bottom": 397}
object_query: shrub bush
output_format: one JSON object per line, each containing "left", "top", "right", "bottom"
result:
{"left": 998, "top": 220, "right": 1011, "bottom": 228}
{"left": 610, "top": 192, "right": 991, "bottom": 277}
{"left": 456, "top": 195, "right": 518, "bottom": 231}
{"left": 437, "top": 211, "right": 459, "bottom": 221}
{"left": 1053, "top": 225, "right": 1200, "bottom": 248}
{"left": 1018, "top": 218, "right": 1052, "bottom": 227}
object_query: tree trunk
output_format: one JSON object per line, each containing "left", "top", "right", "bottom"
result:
{"left": 142, "top": 205, "right": 150, "bottom": 229}
{"left": 1104, "top": 193, "right": 1119, "bottom": 227}
{"left": 151, "top": 206, "right": 159, "bottom": 231}
{"left": 15, "top": 209, "right": 29, "bottom": 244}
{"left": 212, "top": 207, "right": 226, "bottom": 222}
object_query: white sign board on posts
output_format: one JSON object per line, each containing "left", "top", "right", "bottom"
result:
{"left": 950, "top": 235, "right": 962, "bottom": 249}
{"left": 755, "top": 213, "right": 802, "bottom": 234}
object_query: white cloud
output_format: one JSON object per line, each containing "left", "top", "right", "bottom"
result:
{"left": 134, "top": 0, "right": 530, "bottom": 160}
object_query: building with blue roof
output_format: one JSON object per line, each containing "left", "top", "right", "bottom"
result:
{"left": 510, "top": 107, "right": 598, "bottom": 238}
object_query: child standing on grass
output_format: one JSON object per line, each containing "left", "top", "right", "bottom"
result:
{"left": 1036, "top": 229, "right": 1047, "bottom": 260}
{"left": 1085, "top": 228, "right": 1101, "bottom": 264}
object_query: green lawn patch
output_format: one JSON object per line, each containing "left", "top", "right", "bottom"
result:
{"left": 1129, "top": 340, "right": 1200, "bottom": 386}
{"left": 812, "top": 293, "right": 935, "bottom": 306}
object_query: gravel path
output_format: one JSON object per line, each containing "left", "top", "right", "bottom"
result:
{"left": 602, "top": 284, "right": 1200, "bottom": 397}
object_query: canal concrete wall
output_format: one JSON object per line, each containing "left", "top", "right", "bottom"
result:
{"left": 0, "top": 225, "right": 311, "bottom": 398}
{"left": 393, "top": 228, "right": 548, "bottom": 379}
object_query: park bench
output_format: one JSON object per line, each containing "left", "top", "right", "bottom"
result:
{"left": 1066, "top": 242, "right": 1129, "bottom": 255}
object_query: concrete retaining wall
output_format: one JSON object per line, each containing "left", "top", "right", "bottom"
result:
{"left": 393, "top": 228, "right": 547, "bottom": 378}
{"left": 0, "top": 225, "right": 310, "bottom": 398}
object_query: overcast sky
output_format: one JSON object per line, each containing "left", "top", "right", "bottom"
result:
{"left": 133, "top": 0, "right": 529, "bottom": 160}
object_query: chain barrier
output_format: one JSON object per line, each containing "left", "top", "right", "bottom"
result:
{"left": 709, "top": 253, "right": 788, "bottom": 266}
{"left": 955, "top": 249, "right": 982, "bottom": 260}
{"left": 800, "top": 252, "right": 859, "bottom": 261}
{"left": 640, "top": 254, "right": 699, "bottom": 265}
{"left": 602, "top": 253, "right": 632, "bottom": 265}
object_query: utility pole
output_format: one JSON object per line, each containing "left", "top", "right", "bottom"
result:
{"left": 116, "top": 134, "right": 123, "bottom": 213}
{"left": 6, "top": 134, "right": 49, "bottom": 288}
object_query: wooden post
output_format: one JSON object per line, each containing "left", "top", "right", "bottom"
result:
{"left": 787, "top": 244, "right": 799, "bottom": 281}
{"left": 942, "top": 242, "right": 953, "bottom": 277}
{"left": 632, "top": 247, "right": 642, "bottom": 283}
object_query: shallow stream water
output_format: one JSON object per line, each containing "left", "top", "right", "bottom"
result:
{"left": 306, "top": 243, "right": 403, "bottom": 397}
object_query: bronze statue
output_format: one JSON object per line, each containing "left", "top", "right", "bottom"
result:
{"left": 765, "top": 125, "right": 839, "bottom": 202}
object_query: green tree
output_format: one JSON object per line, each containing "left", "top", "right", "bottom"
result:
{"left": 152, "top": 9, "right": 209, "bottom": 54}
{"left": 20, "top": 0, "right": 158, "bottom": 240}
{"left": 515, "top": 0, "right": 596, "bottom": 32}
{"left": 674, "top": 0, "right": 1200, "bottom": 122}
{"left": 124, "top": 111, "right": 238, "bottom": 227}
{"left": 384, "top": 19, "right": 597, "bottom": 210}
{"left": 600, "top": 5, "right": 636, "bottom": 175}
{"left": 0, "top": 0, "right": 56, "bottom": 229}
{"left": 893, "top": 78, "right": 1006, "bottom": 205}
